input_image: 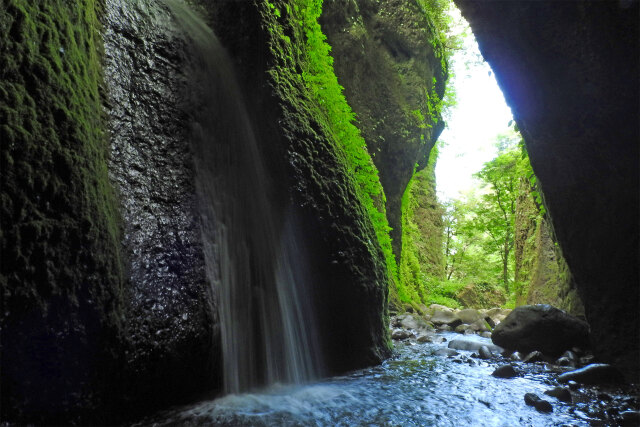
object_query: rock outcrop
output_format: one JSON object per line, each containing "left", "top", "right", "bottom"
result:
{"left": 320, "top": 0, "right": 447, "bottom": 257}
{"left": 455, "top": 0, "right": 639, "bottom": 377}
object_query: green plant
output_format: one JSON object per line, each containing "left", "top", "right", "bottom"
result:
{"left": 298, "top": 0, "right": 399, "bottom": 283}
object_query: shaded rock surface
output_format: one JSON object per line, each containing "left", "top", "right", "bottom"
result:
{"left": 320, "top": 0, "right": 446, "bottom": 257}
{"left": 492, "top": 304, "right": 589, "bottom": 356}
{"left": 455, "top": 0, "right": 639, "bottom": 376}
{"left": 558, "top": 364, "right": 626, "bottom": 385}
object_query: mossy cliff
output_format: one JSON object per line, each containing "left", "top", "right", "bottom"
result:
{"left": 319, "top": 0, "right": 447, "bottom": 260}
{"left": 398, "top": 157, "right": 444, "bottom": 306}
{"left": 0, "top": 1, "right": 124, "bottom": 422}
{"left": 208, "top": 0, "right": 392, "bottom": 374}
{"left": 455, "top": 0, "right": 639, "bottom": 377}
{"left": 513, "top": 180, "right": 584, "bottom": 316}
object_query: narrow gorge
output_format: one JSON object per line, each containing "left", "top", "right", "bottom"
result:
{"left": 1, "top": 0, "right": 637, "bottom": 425}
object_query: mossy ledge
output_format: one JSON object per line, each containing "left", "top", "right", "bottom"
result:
{"left": 1, "top": 1, "right": 125, "bottom": 423}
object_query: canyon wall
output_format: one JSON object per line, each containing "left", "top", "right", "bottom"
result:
{"left": 455, "top": 0, "right": 639, "bottom": 378}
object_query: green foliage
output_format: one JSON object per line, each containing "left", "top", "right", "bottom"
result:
{"left": 297, "top": 0, "right": 398, "bottom": 282}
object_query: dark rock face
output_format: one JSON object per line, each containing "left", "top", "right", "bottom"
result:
{"left": 492, "top": 305, "right": 589, "bottom": 356}
{"left": 208, "top": 0, "right": 392, "bottom": 373}
{"left": 320, "top": 0, "right": 447, "bottom": 256}
{"left": 0, "top": 2, "right": 125, "bottom": 423}
{"left": 103, "top": 0, "right": 218, "bottom": 415}
{"left": 455, "top": 0, "right": 639, "bottom": 376}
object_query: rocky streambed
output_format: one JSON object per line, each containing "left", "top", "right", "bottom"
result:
{"left": 135, "top": 304, "right": 638, "bottom": 426}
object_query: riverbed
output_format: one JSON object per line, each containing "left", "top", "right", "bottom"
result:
{"left": 137, "top": 332, "right": 638, "bottom": 426}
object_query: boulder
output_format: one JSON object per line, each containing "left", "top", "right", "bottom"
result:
{"left": 468, "top": 319, "right": 491, "bottom": 332}
{"left": 492, "top": 365, "right": 518, "bottom": 378}
{"left": 430, "top": 308, "right": 463, "bottom": 328}
{"left": 491, "top": 304, "right": 589, "bottom": 356}
{"left": 396, "top": 313, "right": 434, "bottom": 332}
{"left": 457, "top": 308, "right": 483, "bottom": 324}
{"left": 391, "top": 329, "right": 412, "bottom": 340}
{"left": 454, "top": 324, "right": 467, "bottom": 333}
{"left": 558, "top": 364, "right": 625, "bottom": 385}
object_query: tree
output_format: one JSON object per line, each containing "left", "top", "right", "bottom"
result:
{"left": 472, "top": 132, "right": 521, "bottom": 291}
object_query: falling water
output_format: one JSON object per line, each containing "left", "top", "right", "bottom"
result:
{"left": 162, "top": 1, "right": 322, "bottom": 393}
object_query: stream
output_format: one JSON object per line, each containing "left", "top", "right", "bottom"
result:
{"left": 136, "top": 332, "right": 637, "bottom": 426}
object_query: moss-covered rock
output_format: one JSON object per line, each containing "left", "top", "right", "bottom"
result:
{"left": 320, "top": 0, "right": 447, "bottom": 258}
{"left": 513, "top": 180, "right": 584, "bottom": 316}
{"left": 0, "top": 1, "right": 125, "bottom": 423}
{"left": 208, "top": 0, "right": 391, "bottom": 374}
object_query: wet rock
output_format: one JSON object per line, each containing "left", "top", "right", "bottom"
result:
{"left": 620, "top": 410, "right": 640, "bottom": 425}
{"left": 492, "top": 365, "right": 518, "bottom": 378}
{"left": 437, "top": 325, "right": 452, "bottom": 332}
{"left": 523, "top": 351, "right": 546, "bottom": 363}
{"left": 555, "top": 357, "right": 576, "bottom": 367}
{"left": 481, "top": 332, "right": 492, "bottom": 339}
{"left": 561, "top": 350, "right": 578, "bottom": 361}
{"left": 509, "top": 351, "right": 523, "bottom": 361}
{"left": 478, "top": 346, "right": 494, "bottom": 359}
{"left": 544, "top": 387, "right": 572, "bottom": 403}
{"left": 391, "top": 329, "right": 412, "bottom": 340}
{"left": 491, "top": 304, "right": 590, "bottom": 356}
{"left": 416, "top": 333, "right": 437, "bottom": 343}
{"left": 524, "top": 393, "right": 553, "bottom": 413}
{"left": 558, "top": 364, "right": 625, "bottom": 385}
{"left": 435, "top": 348, "right": 459, "bottom": 357}
{"left": 448, "top": 339, "right": 502, "bottom": 353}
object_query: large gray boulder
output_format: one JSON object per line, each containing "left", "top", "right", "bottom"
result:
{"left": 491, "top": 305, "right": 589, "bottom": 356}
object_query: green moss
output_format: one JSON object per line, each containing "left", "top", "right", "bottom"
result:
{"left": 295, "top": 0, "right": 399, "bottom": 285}
{"left": 398, "top": 147, "right": 445, "bottom": 306}
{"left": 1, "top": 0, "right": 123, "bottom": 421}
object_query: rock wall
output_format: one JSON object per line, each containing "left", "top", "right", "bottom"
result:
{"left": 0, "top": 1, "right": 125, "bottom": 422}
{"left": 320, "top": 0, "right": 447, "bottom": 257}
{"left": 513, "top": 180, "right": 584, "bottom": 317}
{"left": 207, "top": 0, "right": 392, "bottom": 374}
{"left": 103, "top": 0, "right": 218, "bottom": 416}
{"left": 455, "top": 0, "right": 639, "bottom": 378}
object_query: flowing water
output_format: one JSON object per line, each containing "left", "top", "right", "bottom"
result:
{"left": 163, "top": 0, "right": 322, "bottom": 393}
{"left": 136, "top": 332, "right": 636, "bottom": 426}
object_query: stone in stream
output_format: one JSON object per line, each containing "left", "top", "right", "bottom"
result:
{"left": 435, "top": 348, "right": 459, "bottom": 357}
{"left": 448, "top": 339, "right": 503, "bottom": 353}
{"left": 491, "top": 304, "right": 590, "bottom": 356}
{"left": 391, "top": 329, "right": 412, "bottom": 340}
{"left": 523, "top": 351, "right": 546, "bottom": 363}
{"left": 555, "top": 356, "right": 576, "bottom": 367}
{"left": 558, "top": 363, "right": 626, "bottom": 385}
{"left": 544, "top": 386, "right": 572, "bottom": 403}
{"left": 430, "top": 308, "right": 463, "bottom": 328}
{"left": 396, "top": 313, "right": 434, "bottom": 332}
{"left": 524, "top": 393, "right": 553, "bottom": 413}
{"left": 492, "top": 365, "right": 518, "bottom": 378}
{"left": 509, "top": 351, "right": 523, "bottom": 361}
{"left": 477, "top": 345, "right": 493, "bottom": 359}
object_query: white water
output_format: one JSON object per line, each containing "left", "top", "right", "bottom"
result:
{"left": 163, "top": 0, "right": 322, "bottom": 394}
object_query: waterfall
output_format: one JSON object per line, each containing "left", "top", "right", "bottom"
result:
{"left": 162, "top": 1, "right": 322, "bottom": 393}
